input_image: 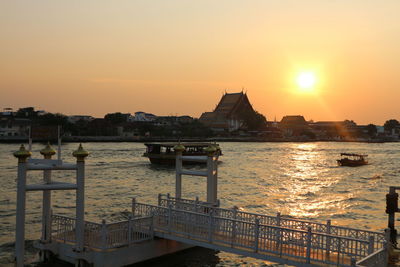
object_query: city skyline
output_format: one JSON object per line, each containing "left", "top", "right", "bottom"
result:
{"left": 1, "top": 1, "right": 400, "bottom": 124}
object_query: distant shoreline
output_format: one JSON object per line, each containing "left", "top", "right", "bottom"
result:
{"left": 0, "top": 136, "right": 395, "bottom": 143}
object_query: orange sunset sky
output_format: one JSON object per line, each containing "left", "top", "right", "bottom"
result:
{"left": 1, "top": 1, "right": 399, "bottom": 125}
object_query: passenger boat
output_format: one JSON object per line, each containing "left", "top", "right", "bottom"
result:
{"left": 143, "top": 142, "right": 222, "bottom": 165}
{"left": 337, "top": 153, "right": 368, "bottom": 167}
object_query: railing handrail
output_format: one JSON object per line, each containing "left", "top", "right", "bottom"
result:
{"left": 133, "top": 202, "right": 373, "bottom": 244}
{"left": 157, "top": 196, "right": 385, "bottom": 239}
{"left": 159, "top": 194, "right": 215, "bottom": 206}
{"left": 52, "top": 214, "right": 103, "bottom": 227}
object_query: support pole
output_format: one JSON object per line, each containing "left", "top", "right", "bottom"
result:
{"left": 40, "top": 143, "right": 56, "bottom": 261}
{"left": 14, "top": 145, "right": 31, "bottom": 267}
{"left": 386, "top": 186, "right": 399, "bottom": 246}
{"left": 205, "top": 145, "right": 217, "bottom": 204}
{"left": 28, "top": 126, "right": 32, "bottom": 152}
{"left": 213, "top": 156, "right": 218, "bottom": 205}
{"left": 73, "top": 144, "right": 89, "bottom": 253}
{"left": 57, "top": 125, "right": 62, "bottom": 161}
{"left": 173, "top": 144, "right": 185, "bottom": 199}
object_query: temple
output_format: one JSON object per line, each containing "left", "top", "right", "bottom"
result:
{"left": 199, "top": 92, "right": 255, "bottom": 132}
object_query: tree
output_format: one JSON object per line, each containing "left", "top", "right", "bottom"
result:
{"left": 16, "top": 107, "right": 38, "bottom": 118}
{"left": 35, "top": 113, "right": 69, "bottom": 126}
{"left": 240, "top": 110, "right": 267, "bottom": 131}
{"left": 104, "top": 112, "right": 129, "bottom": 124}
{"left": 366, "top": 124, "right": 377, "bottom": 137}
{"left": 384, "top": 119, "right": 400, "bottom": 133}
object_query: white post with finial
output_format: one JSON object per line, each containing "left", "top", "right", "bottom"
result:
{"left": 57, "top": 125, "right": 62, "bottom": 161}
{"left": 28, "top": 126, "right": 32, "bottom": 152}
{"left": 205, "top": 145, "right": 217, "bottom": 204}
{"left": 73, "top": 144, "right": 89, "bottom": 255}
{"left": 174, "top": 144, "right": 185, "bottom": 199}
{"left": 40, "top": 143, "right": 56, "bottom": 261}
{"left": 14, "top": 145, "right": 32, "bottom": 267}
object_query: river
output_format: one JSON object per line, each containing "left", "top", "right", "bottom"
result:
{"left": 0, "top": 142, "right": 397, "bottom": 266}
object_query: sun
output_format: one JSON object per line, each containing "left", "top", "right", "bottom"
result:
{"left": 296, "top": 71, "right": 316, "bottom": 92}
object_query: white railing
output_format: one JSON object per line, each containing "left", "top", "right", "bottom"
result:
{"left": 155, "top": 195, "right": 386, "bottom": 250}
{"left": 132, "top": 202, "right": 378, "bottom": 266}
{"left": 51, "top": 214, "right": 154, "bottom": 250}
{"left": 158, "top": 193, "right": 218, "bottom": 207}
{"left": 52, "top": 214, "right": 76, "bottom": 244}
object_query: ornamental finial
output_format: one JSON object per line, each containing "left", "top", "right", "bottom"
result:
{"left": 173, "top": 143, "right": 185, "bottom": 153}
{"left": 40, "top": 142, "right": 56, "bottom": 158}
{"left": 72, "top": 144, "right": 89, "bottom": 161}
{"left": 204, "top": 145, "right": 217, "bottom": 156}
{"left": 13, "top": 144, "right": 32, "bottom": 162}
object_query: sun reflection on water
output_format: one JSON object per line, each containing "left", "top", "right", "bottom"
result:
{"left": 279, "top": 143, "right": 347, "bottom": 218}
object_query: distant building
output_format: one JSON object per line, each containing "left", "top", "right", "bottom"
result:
{"left": 310, "top": 120, "right": 358, "bottom": 140}
{"left": 87, "top": 119, "right": 117, "bottom": 136}
{"left": 128, "top": 112, "right": 157, "bottom": 122}
{"left": 199, "top": 92, "right": 255, "bottom": 132}
{"left": 155, "top": 115, "right": 194, "bottom": 126}
{"left": 116, "top": 125, "right": 140, "bottom": 138}
{"left": 177, "top": 116, "right": 193, "bottom": 124}
{"left": 0, "top": 108, "right": 14, "bottom": 117}
{"left": 279, "top": 115, "right": 310, "bottom": 136}
{"left": 68, "top": 115, "right": 95, "bottom": 124}
{"left": 31, "top": 125, "right": 59, "bottom": 140}
{"left": 0, "top": 118, "right": 30, "bottom": 137}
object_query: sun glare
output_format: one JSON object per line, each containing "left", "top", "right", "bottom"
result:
{"left": 296, "top": 72, "right": 316, "bottom": 92}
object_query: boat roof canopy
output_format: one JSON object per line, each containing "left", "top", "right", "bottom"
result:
{"left": 145, "top": 142, "right": 217, "bottom": 148}
{"left": 340, "top": 153, "right": 368, "bottom": 157}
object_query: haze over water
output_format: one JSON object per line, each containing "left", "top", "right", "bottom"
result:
{"left": 0, "top": 142, "right": 396, "bottom": 265}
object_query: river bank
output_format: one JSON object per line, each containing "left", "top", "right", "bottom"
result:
{"left": 0, "top": 135, "right": 395, "bottom": 143}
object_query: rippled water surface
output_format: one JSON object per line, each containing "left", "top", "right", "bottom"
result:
{"left": 0, "top": 142, "right": 398, "bottom": 265}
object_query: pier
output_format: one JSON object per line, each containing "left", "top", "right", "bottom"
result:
{"left": 13, "top": 143, "right": 390, "bottom": 267}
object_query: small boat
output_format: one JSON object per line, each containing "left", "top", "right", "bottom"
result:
{"left": 143, "top": 142, "right": 222, "bottom": 165}
{"left": 337, "top": 153, "right": 368, "bottom": 167}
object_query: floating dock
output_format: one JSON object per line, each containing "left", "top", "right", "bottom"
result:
{"left": 12, "top": 143, "right": 391, "bottom": 267}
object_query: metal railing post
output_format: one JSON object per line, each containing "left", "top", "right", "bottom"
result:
{"left": 158, "top": 193, "right": 162, "bottom": 206}
{"left": 195, "top": 196, "right": 199, "bottom": 213}
{"left": 131, "top": 197, "right": 136, "bottom": 217}
{"left": 150, "top": 214, "right": 155, "bottom": 239}
{"left": 208, "top": 211, "right": 213, "bottom": 242}
{"left": 368, "top": 236, "right": 375, "bottom": 254}
{"left": 384, "top": 229, "right": 390, "bottom": 267}
{"left": 337, "top": 238, "right": 342, "bottom": 265}
{"left": 326, "top": 219, "right": 331, "bottom": 256}
{"left": 101, "top": 219, "right": 107, "bottom": 250}
{"left": 254, "top": 219, "right": 260, "bottom": 252}
{"left": 231, "top": 206, "right": 238, "bottom": 247}
{"left": 276, "top": 212, "right": 281, "bottom": 249}
{"left": 306, "top": 226, "right": 312, "bottom": 264}
{"left": 128, "top": 216, "right": 132, "bottom": 245}
{"left": 168, "top": 204, "right": 172, "bottom": 233}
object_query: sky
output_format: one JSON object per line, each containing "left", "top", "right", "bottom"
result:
{"left": 1, "top": 1, "right": 399, "bottom": 125}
